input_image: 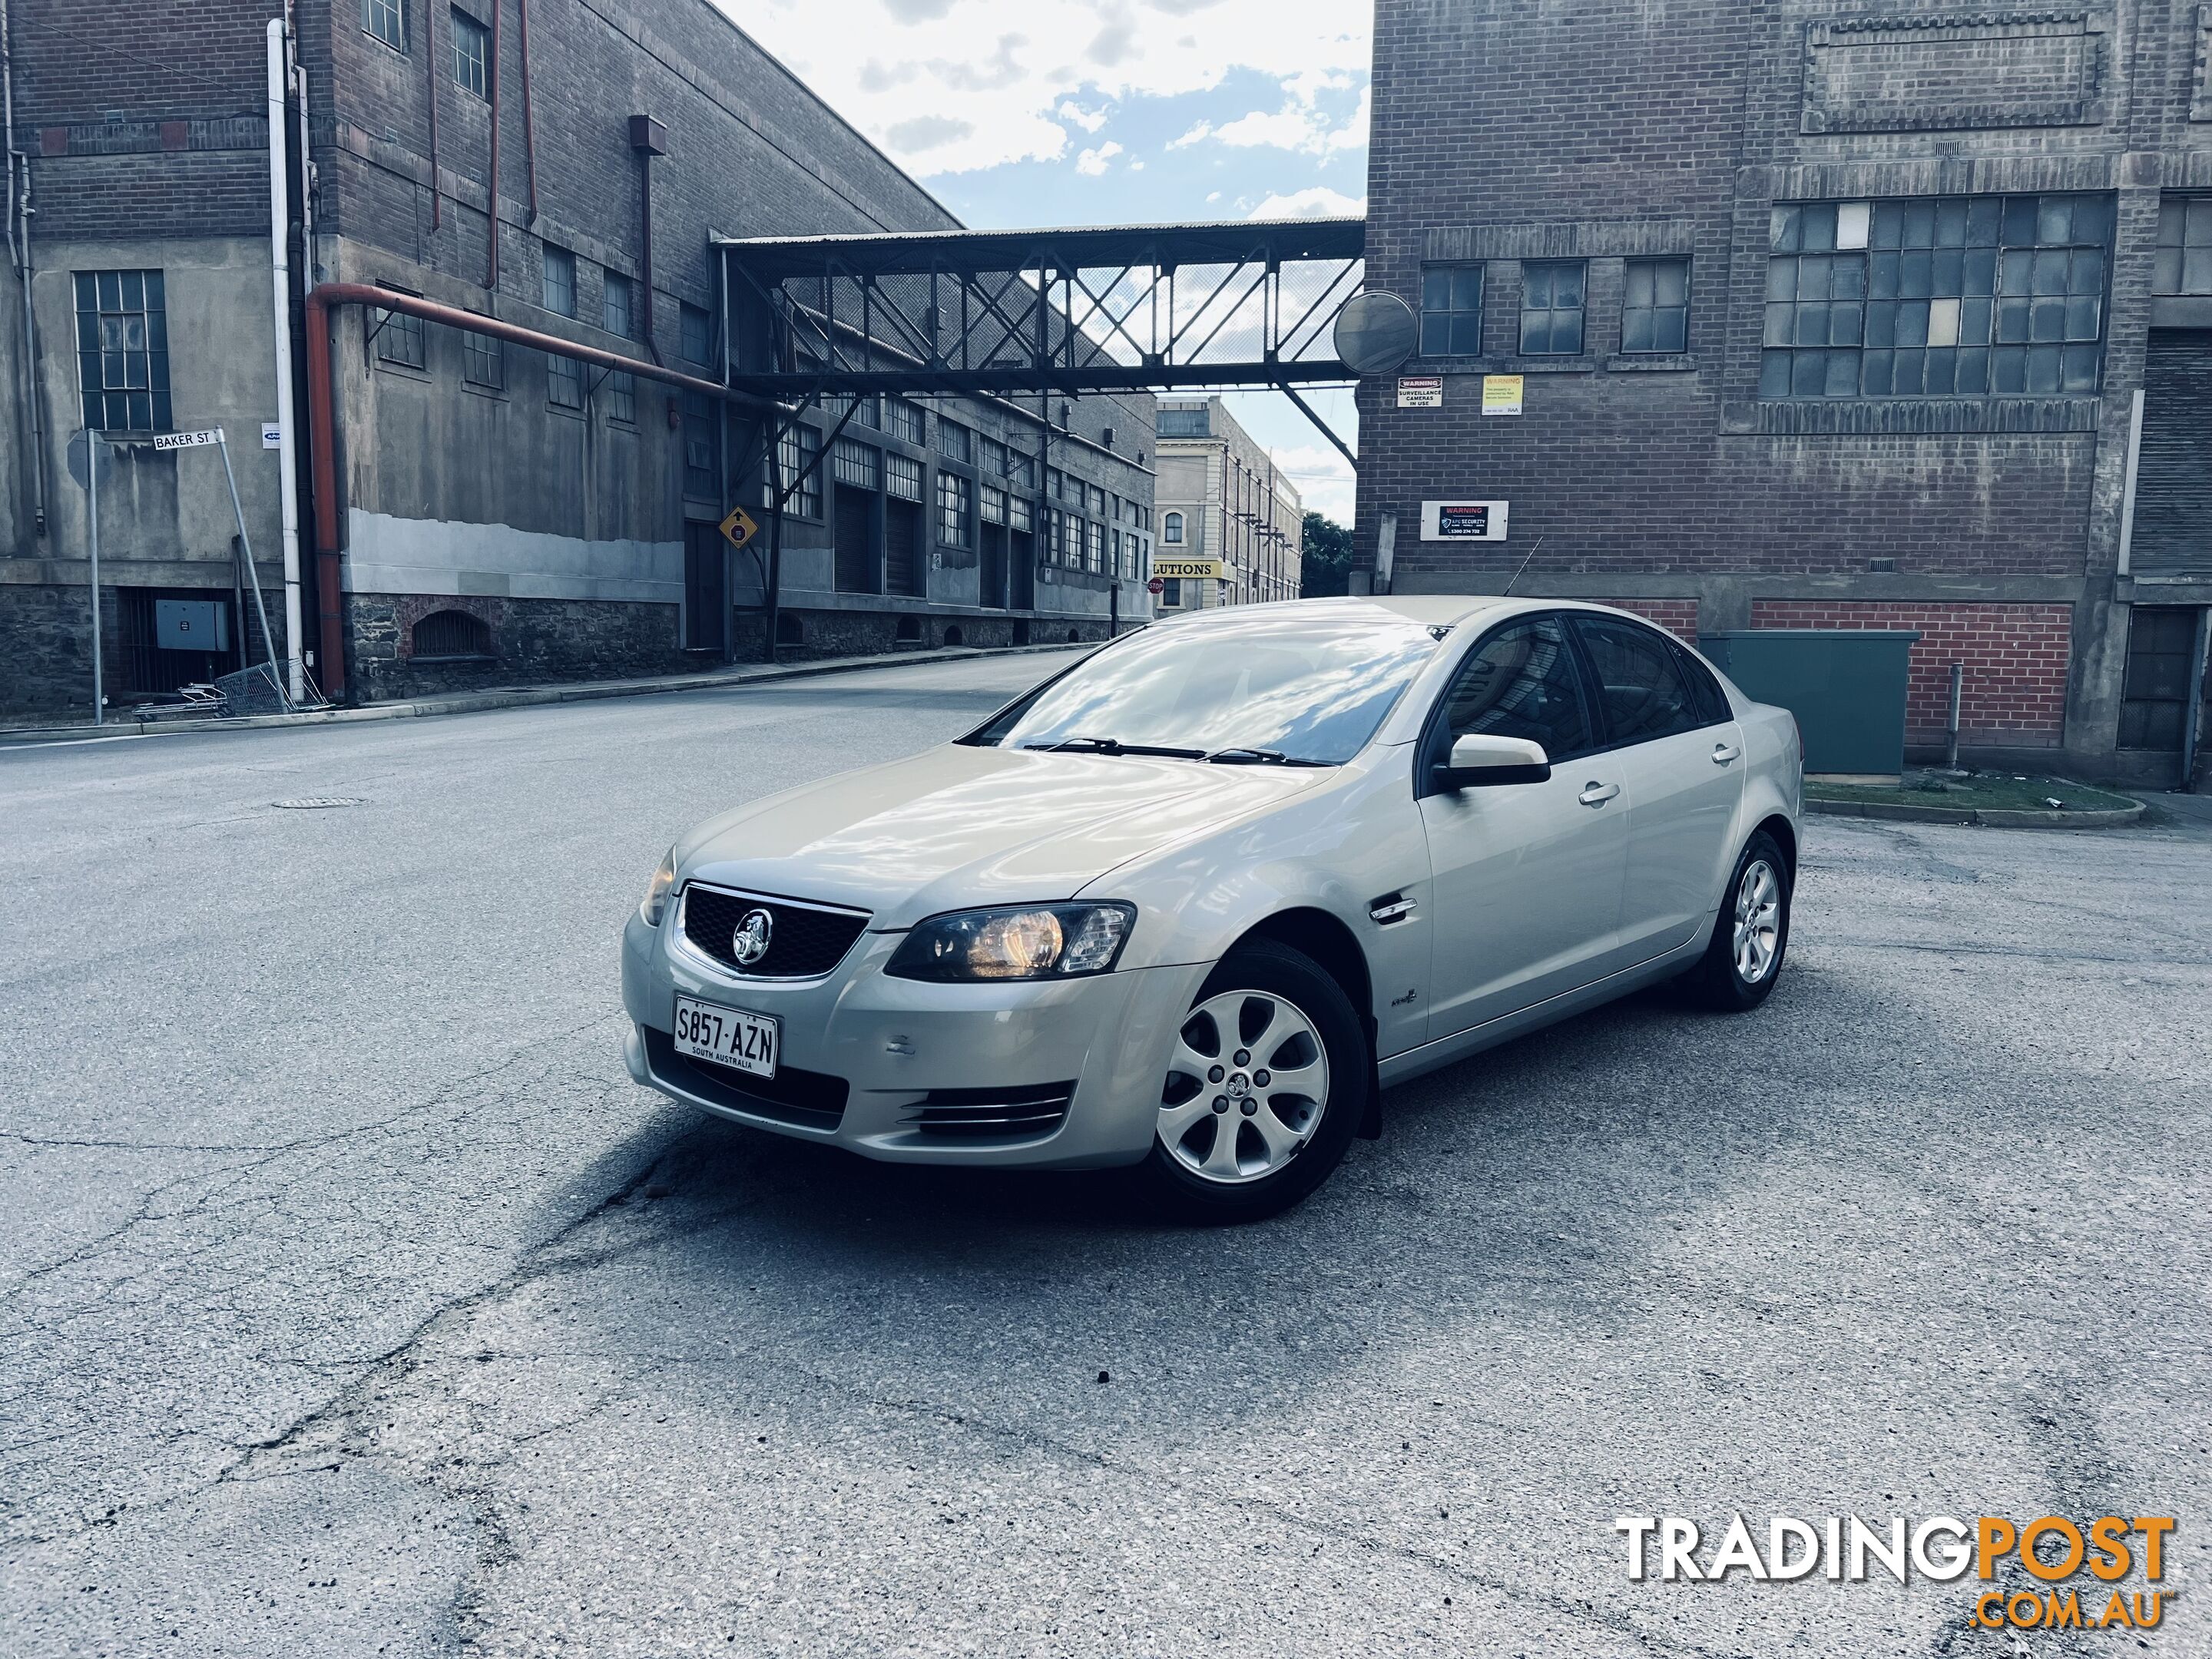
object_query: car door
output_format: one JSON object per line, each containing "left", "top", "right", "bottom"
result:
{"left": 1568, "top": 615, "right": 1745, "bottom": 963}
{"left": 1417, "top": 613, "right": 1632, "bottom": 1039}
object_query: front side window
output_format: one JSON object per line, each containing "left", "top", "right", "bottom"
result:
{"left": 541, "top": 243, "right": 575, "bottom": 317}
{"left": 969, "top": 608, "right": 1443, "bottom": 765}
{"left": 75, "top": 270, "right": 171, "bottom": 432}
{"left": 1571, "top": 616, "right": 1704, "bottom": 745}
{"left": 1421, "top": 263, "right": 1484, "bottom": 356}
{"left": 1519, "top": 261, "right": 1586, "bottom": 356}
{"left": 363, "top": 0, "right": 405, "bottom": 51}
{"left": 1621, "top": 258, "right": 1689, "bottom": 353}
{"left": 2155, "top": 197, "right": 2212, "bottom": 296}
{"left": 601, "top": 270, "right": 635, "bottom": 339}
{"left": 451, "top": 8, "right": 488, "bottom": 98}
{"left": 1434, "top": 616, "right": 1593, "bottom": 763}
{"left": 1764, "top": 194, "right": 2111, "bottom": 399}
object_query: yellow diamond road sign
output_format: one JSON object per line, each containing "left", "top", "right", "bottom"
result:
{"left": 719, "top": 505, "right": 760, "bottom": 550}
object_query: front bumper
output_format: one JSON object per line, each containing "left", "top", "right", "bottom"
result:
{"left": 620, "top": 906, "right": 1206, "bottom": 1169}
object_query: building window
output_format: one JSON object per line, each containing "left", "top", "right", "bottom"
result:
{"left": 2155, "top": 197, "right": 2212, "bottom": 296}
{"left": 363, "top": 0, "right": 405, "bottom": 51}
{"left": 885, "top": 397, "right": 925, "bottom": 445}
{"left": 936, "top": 416, "right": 972, "bottom": 464}
{"left": 1157, "top": 405, "right": 1210, "bottom": 437}
{"left": 450, "top": 8, "right": 488, "bottom": 98}
{"left": 773, "top": 424, "right": 822, "bottom": 518}
{"left": 371, "top": 286, "right": 427, "bottom": 371}
{"left": 548, "top": 353, "right": 582, "bottom": 409}
{"left": 1163, "top": 511, "right": 1185, "bottom": 545}
{"left": 1160, "top": 578, "right": 1183, "bottom": 608}
{"left": 412, "top": 608, "right": 492, "bottom": 659}
{"left": 937, "top": 469, "right": 972, "bottom": 547}
{"left": 75, "top": 270, "right": 171, "bottom": 432}
{"left": 831, "top": 438, "right": 880, "bottom": 490}
{"left": 541, "top": 243, "right": 575, "bottom": 317}
{"left": 462, "top": 326, "right": 502, "bottom": 389}
{"left": 979, "top": 435, "right": 1006, "bottom": 478}
{"left": 885, "top": 450, "right": 923, "bottom": 502}
{"left": 680, "top": 301, "right": 714, "bottom": 366}
{"left": 1005, "top": 447, "right": 1035, "bottom": 490}
{"left": 602, "top": 270, "right": 635, "bottom": 339}
{"left": 1087, "top": 520, "right": 1105, "bottom": 574}
{"left": 980, "top": 483, "right": 1007, "bottom": 525}
{"left": 1763, "top": 194, "right": 2112, "bottom": 399}
{"left": 605, "top": 369, "right": 635, "bottom": 425}
{"left": 1518, "top": 261, "right": 1586, "bottom": 355}
{"left": 1621, "top": 258, "right": 1689, "bottom": 354}
{"left": 1419, "top": 265, "right": 1484, "bottom": 356}
{"left": 682, "top": 392, "right": 717, "bottom": 498}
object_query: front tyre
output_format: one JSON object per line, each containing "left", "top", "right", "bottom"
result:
{"left": 1142, "top": 939, "right": 1368, "bottom": 1224}
{"left": 1684, "top": 830, "right": 1792, "bottom": 1012}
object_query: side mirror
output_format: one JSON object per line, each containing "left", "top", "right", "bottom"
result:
{"left": 1433, "top": 733, "right": 1551, "bottom": 790}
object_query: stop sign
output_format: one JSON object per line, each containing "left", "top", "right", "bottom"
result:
{"left": 1147, "top": 577, "right": 1164, "bottom": 594}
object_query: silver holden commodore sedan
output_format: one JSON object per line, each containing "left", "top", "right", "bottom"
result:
{"left": 621, "top": 597, "right": 1802, "bottom": 1220}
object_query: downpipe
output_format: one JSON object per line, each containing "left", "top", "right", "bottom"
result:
{"left": 267, "top": 18, "right": 305, "bottom": 703}
{"left": 2, "top": 0, "right": 46, "bottom": 536}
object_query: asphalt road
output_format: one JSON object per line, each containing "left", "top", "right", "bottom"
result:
{"left": 3, "top": 652, "right": 2207, "bottom": 1659}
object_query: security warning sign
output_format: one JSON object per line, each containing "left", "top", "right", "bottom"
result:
{"left": 1482, "top": 374, "right": 1524, "bottom": 416}
{"left": 1396, "top": 376, "right": 1443, "bottom": 408}
{"left": 1420, "top": 500, "right": 1510, "bottom": 541}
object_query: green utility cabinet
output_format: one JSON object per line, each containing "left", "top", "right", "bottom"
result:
{"left": 1698, "top": 629, "right": 1921, "bottom": 777}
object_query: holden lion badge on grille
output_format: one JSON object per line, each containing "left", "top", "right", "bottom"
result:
{"left": 730, "top": 908, "right": 774, "bottom": 966}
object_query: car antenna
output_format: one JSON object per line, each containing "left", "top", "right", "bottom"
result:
{"left": 1500, "top": 536, "right": 1546, "bottom": 598}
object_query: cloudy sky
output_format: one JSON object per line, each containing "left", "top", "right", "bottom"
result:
{"left": 727, "top": 0, "right": 1369, "bottom": 522}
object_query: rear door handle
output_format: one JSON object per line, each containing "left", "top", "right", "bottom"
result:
{"left": 1578, "top": 781, "right": 1621, "bottom": 807}
{"left": 1712, "top": 742, "right": 1743, "bottom": 765}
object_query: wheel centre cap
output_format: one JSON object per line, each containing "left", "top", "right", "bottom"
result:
{"left": 1227, "top": 1072, "right": 1252, "bottom": 1099}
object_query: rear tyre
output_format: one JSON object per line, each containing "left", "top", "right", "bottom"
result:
{"left": 1683, "top": 830, "right": 1792, "bottom": 1012}
{"left": 1141, "top": 939, "right": 1368, "bottom": 1224}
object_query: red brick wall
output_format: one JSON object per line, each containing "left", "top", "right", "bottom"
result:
{"left": 1589, "top": 598, "right": 1701, "bottom": 642}
{"left": 1747, "top": 601, "right": 2071, "bottom": 747}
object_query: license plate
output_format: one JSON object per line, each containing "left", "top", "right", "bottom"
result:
{"left": 672, "top": 995, "right": 779, "bottom": 1079}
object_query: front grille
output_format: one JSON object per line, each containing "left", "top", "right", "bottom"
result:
{"left": 904, "top": 1081, "right": 1075, "bottom": 1141}
{"left": 644, "top": 1027, "right": 848, "bottom": 1130}
{"left": 680, "top": 885, "right": 871, "bottom": 978}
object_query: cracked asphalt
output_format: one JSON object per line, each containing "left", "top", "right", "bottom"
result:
{"left": 3, "top": 651, "right": 2208, "bottom": 1659}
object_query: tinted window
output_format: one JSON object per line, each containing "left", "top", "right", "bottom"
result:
{"left": 1671, "top": 642, "right": 1732, "bottom": 725}
{"left": 1433, "top": 616, "right": 1592, "bottom": 763}
{"left": 1572, "top": 617, "right": 1701, "bottom": 744}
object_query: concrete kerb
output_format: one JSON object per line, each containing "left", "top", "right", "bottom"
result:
{"left": 1806, "top": 797, "right": 2147, "bottom": 829}
{"left": 0, "top": 642, "right": 1088, "bottom": 747}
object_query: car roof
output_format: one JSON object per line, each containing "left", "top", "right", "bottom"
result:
{"left": 1153, "top": 594, "right": 1541, "bottom": 631}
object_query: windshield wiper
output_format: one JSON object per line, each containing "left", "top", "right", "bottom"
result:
{"left": 1022, "top": 735, "right": 1208, "bottom": 759}
{"left": 1204, "top": 747, "right": 1332, "bottom": 767}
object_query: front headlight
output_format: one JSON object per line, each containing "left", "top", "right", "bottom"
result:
{"left": 639, "top": 847, "right": 677, "bottom": 926}
{"left": 885, "top": 902, "right": 1135, "bottom": 982}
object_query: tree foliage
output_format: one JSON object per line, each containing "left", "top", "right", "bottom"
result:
{"left": 1300, "top": 511, "right": 1355, "bottom": 598}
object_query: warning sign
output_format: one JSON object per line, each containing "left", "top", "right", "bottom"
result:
{"left": 1396, "top": 376, "right": 1443, "bottom": 408}
{"left": 1482, "top": 375, "right": 1524, "bottom": 416}
{"left": 719, "top": 505, "right": 760, "bottom": 550}
{"left": 1419, "top": 500, "right": 1510, "bottom": 542}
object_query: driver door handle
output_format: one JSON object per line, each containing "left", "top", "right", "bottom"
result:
{"left": 1578, "top": 781, "right": 1621, "bottom": 807}
{"left": 1712, "top": 742, "right": 1743, "bottom": 765}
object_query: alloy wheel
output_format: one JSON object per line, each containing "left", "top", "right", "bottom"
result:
{"left": 1734, "top": 858, "right": 1783, "bottom": 984}
{"left": 1158, "top": 990, "right": 1330, "bottom": 1184}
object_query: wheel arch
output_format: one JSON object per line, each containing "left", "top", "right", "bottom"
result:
{"left": 1753, "top": 812, "right": 1798, "bottom": 882}
{"left": 1229, "top": 906, "right": 1382, "bottom": 1140}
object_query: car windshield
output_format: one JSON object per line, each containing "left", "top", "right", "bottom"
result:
{"left": 971, "top": 608, "right": 1443, "bottom": 766}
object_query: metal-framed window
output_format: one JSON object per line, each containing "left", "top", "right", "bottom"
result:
{"left": 450, "top": 8, "right": 488, "bottom": 98}
{"left": 601, "top": 270, "right": 635, "bottom": 339}
{"left": 2155, "top": 197, "right": 2212, "bottom": 296}
{"left": 1763, "top": 194, "right": 2112, "bottom": 399}
{"left": 885, "top": 451, "right": 923, "bottom": 502}
{"left": 1008, "top": 494, "right": 1032, "bottom": 534}
{"left": 832, "top": 438, "right": 879, "bottom": 491}
{"left": 1088, "top": 483, "right": 1107, "bottom": 516}
{"left": 541, "top": 243, "right": 575, "bottom": 317}
{"left": 605, "top": 369, "right": 635, "bottom": 426}
{"left": 937, "top": 469, "right": 972, "bottom": 547}
{"left": 936, "top": 416, "right": 972, "bottom": 464}
{"left": 75, "top": 270, "right": 171, "bottom": 432}
{"left": 680, "top": 301, "right": 714, "bottom": 366}
{"left": 548, "top": 353, "right": 582, "bottom": 409}
{"left": 1086, "top": 520, "right": 1105, "bottom": 573}
{"left": 773, "top": 424, "right": 822, "bottom": 518}
{"left": 1157, "top": 405, "right": 1210, "bottom": 437}
{"left": 885, "top": 398, "right": 925, "bottom": 445}
{"left": 1419, "top": 264, "right": 1484, "bottom": 356}
{"left": 363, "top": 0, "right": 405, "bottom": 51}
{"left": 1621, "top": 258, "right": 1689, "bottom": 354}
{"left": 979, "top": 435, "right": 1006, "bottom": 478}
{"left": 979, "top": 483, "right": 1007, "bottom": 524}
{"left": 462, "top": 326, "right": 502, "bottom": 389}
{"left": 372, "top": 285, "right": 427, "bottom": 371}
{"left": 1518, "top": 261, "right": 1585, "bottom": 355}
{"left": 682, "top": 392, "right": 717, "bottom": 498}
{"left": 1005, "top": 447, "right": 1035, "bottom": 490}
{"left": 1160, "top": 578, "right": 1183, "bottom": 608}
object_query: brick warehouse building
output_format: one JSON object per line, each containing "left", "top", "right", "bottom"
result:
{"left": 0, "top": 0, "right": 1154, "bottom": 720}
{"left": 1357, "top": 0, "right": 2212, "bottom": 786}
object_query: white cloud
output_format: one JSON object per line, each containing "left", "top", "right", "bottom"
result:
{"left": 1167, "top": 120, "right": 1213, "bottom": 148}
{"left": 1075, "top": 140, "right": 1124, "bottom": 176}
{"left": 1248, "top": 185, "right": 1364, "bottom": 219}
{"left": 735, "top": 0, "right": 1371, "bottom": 175}
{"left": 1267, "top": 441, "right": 1354, "bottom": 522}
{"left": 1199, "top": 81, "right": 1367, "bottom": 155}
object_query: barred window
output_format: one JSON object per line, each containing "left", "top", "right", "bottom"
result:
{"left": 979, "top": 484, "right": 1007, "bottom": 525}
{"left": 682, "top": 392, "right": 717, "bottom": 498}
{"left": 885, "top": 451, "right": 923, "bottom": 502}
{"left": 605, "top": 369, "right": 635, "bottom": 426}
{"left": 773, "top": 424, "right": 822, "bottom": 518}
{"left": 2155, "top": 197, "right": 2212, "bottom": 296}
{"left": 541, "top": 243, "right": 575, "bottom": 318}
{"left": 601, "top": 270, "right": 635, "bottom": 339}
{"left": 937, "top": 469, "right": 972, "bottom": 546}
{"left": 75, "top": 270, "right": 171, "bottom": 432}
{"left": 462, "top": 327, "right": 503, "bottom": 389}
{"left": 1763, "top": 194, "right": 2111, "bottom": 399}
{"left": 451, "top": 8, "right": 488, "bottom": 98}
{"left": 372, "top": 286, "right": 426, "bottom": 371}
{"left": 548, "top": 353, "right": 582, "bottom": 409}
{"left": 832, "top": 439, "right": 880, "bottom": 491}
{"left": 1419, "top": 264, "right": 1484, "bottom": 356}
{"left": 1621, "top": 259, "right": 1688, "bottom": 354}
{"left": 936, "top": 417, "right": 972, "bottom": 464}
{"left": 363, "top": 0, "right": 405, "bottom": 51}
{"left": 1519, "top": 261, "right": 1585, "bottom": 355}
{"left": 885, "top": 398, "right": 925, "bottom": 445}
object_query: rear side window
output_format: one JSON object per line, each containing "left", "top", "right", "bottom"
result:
{"left": 1571, "top": 615, "right": 1703, "bottom": 745}
{"left": 1431, "top": 614, "right": 1594, "bottom": 767}
{"left": 1672, "top": 642, "right": 1733, "bottom": 725}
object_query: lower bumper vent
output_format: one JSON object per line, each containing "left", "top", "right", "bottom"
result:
{"left": 904, "top": 1081, "right": 1075, "bottom": 1140}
